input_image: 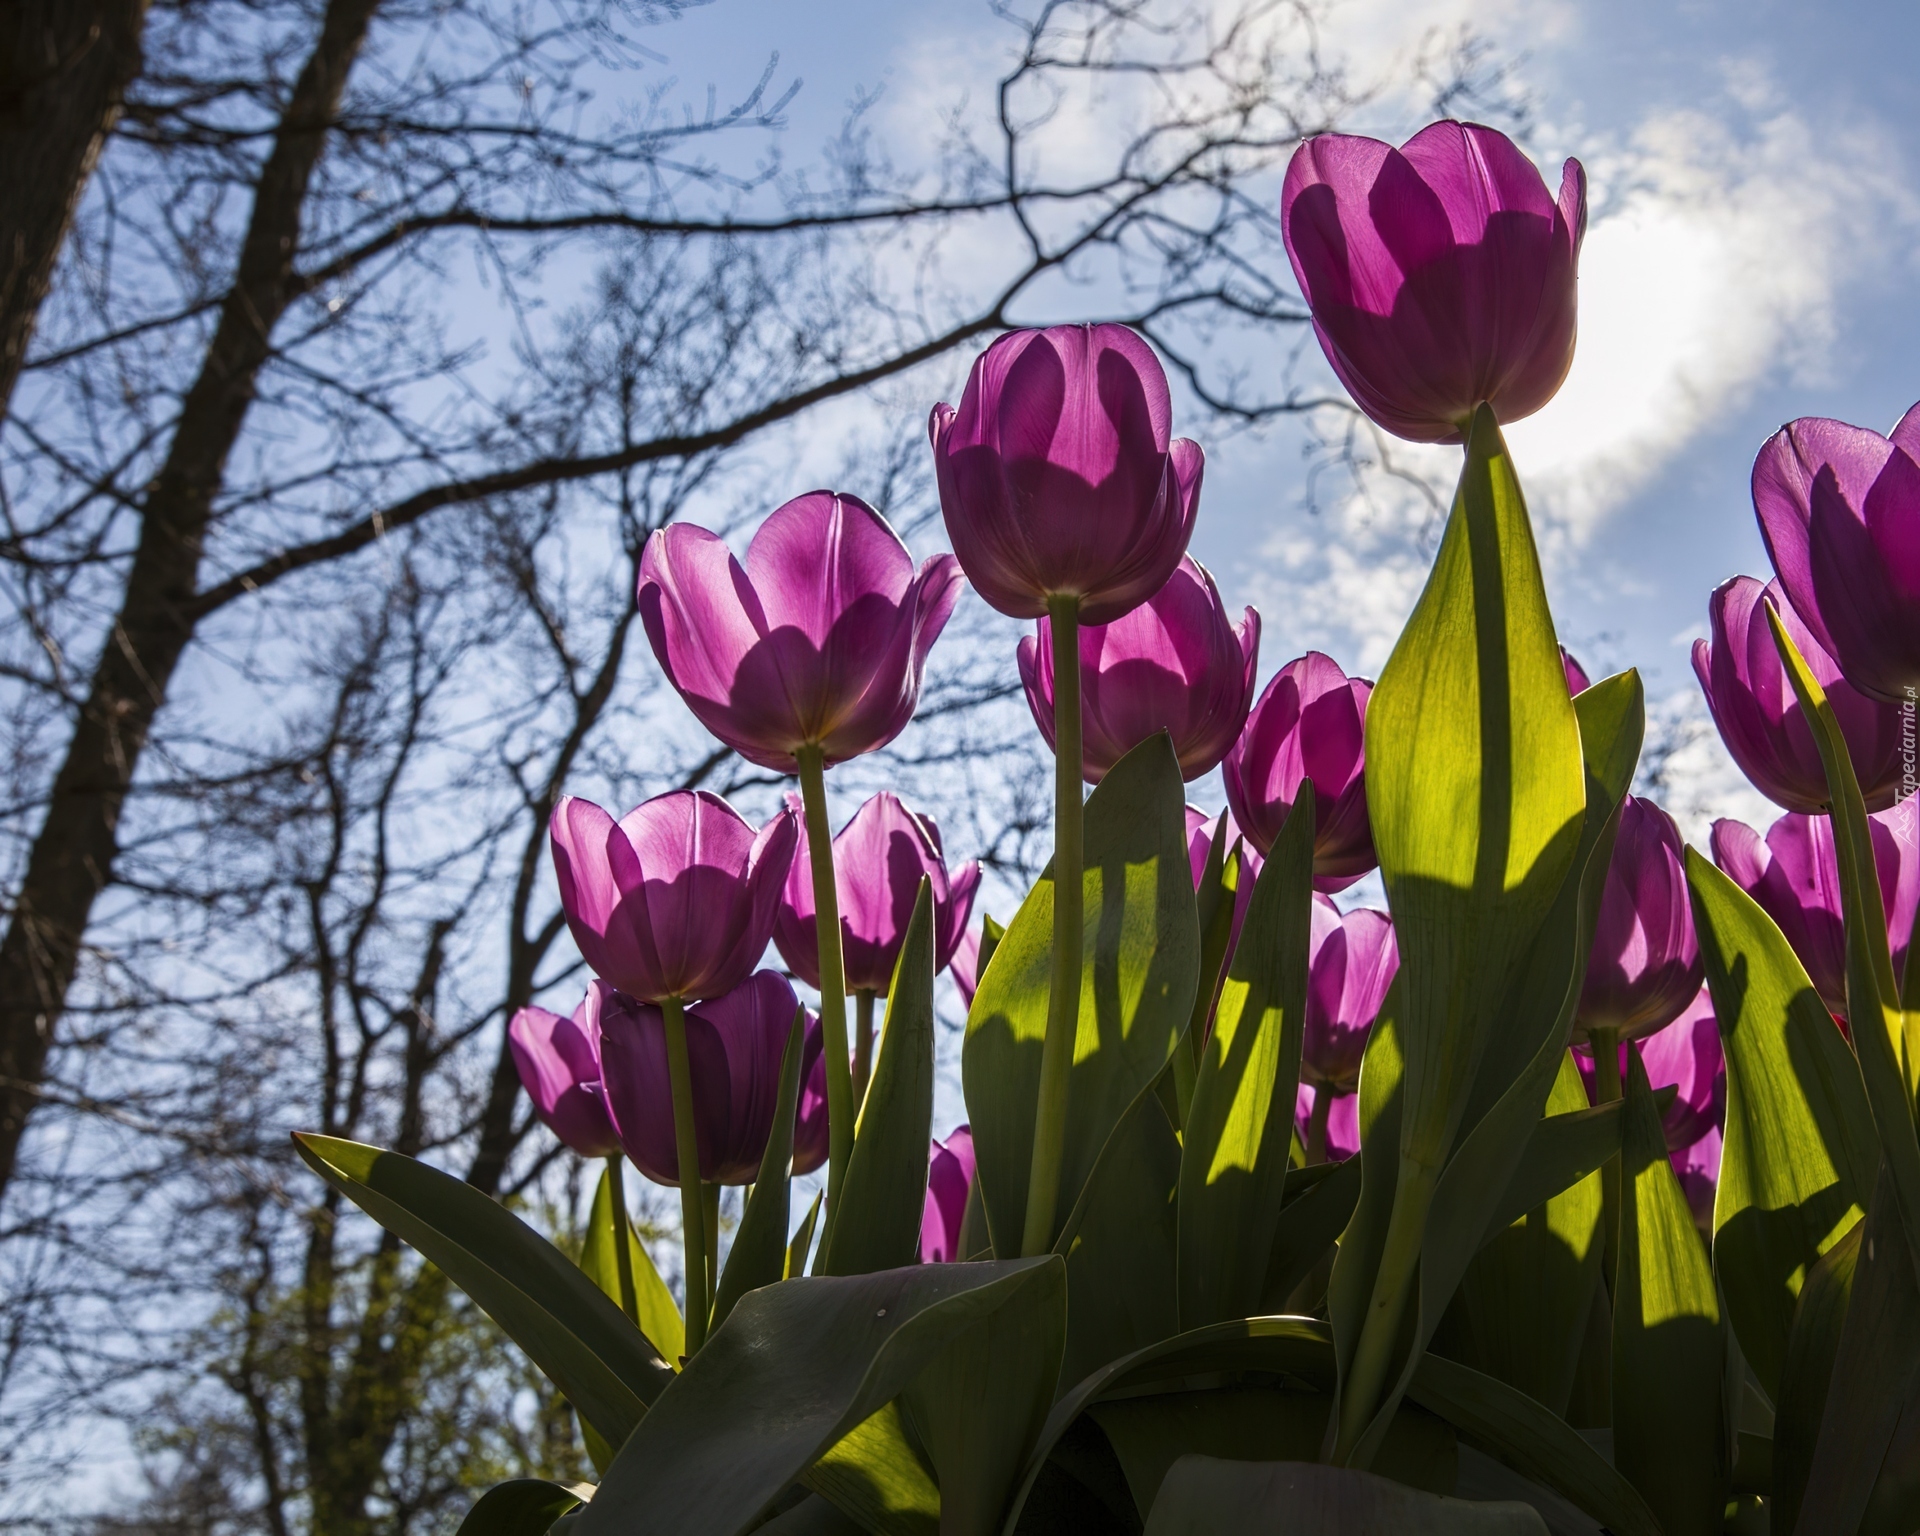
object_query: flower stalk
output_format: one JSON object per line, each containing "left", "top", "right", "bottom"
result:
{"left": 797, "top": 744, "right": 855, "bottom": 1221}
{"left": 605, "top": 1153, "right": 639, "bottom": 1324}
{"left": 660, "top": 995, "right": 709, "bottom": 1355}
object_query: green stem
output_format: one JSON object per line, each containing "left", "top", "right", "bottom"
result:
{"left": 853, "top": 988, "right": 876, "bottom": 1112}
{"left": 1022, "top": 594, "right": 1085, "bottom": 1259}
{"left": 1305, "top": 1088, "right": 1335, "bottom": 1166}
{"left": 605, "top": 1153, "right": 639, "bottom": 1325}
{"left": 797, "top": 744, "right": 855, "bottom": 1224}
{"left": 1334, "top": 1164, "right": 1436, "bottom": 1464}
{"left": 704, "top": 1182, "right": 720, "bottom": 1316}
{"left": 1590, "top": 1026, "right": 1623, "bottom": 1297}
{"left": 661, "top": 995, "right": 709, "bottom": 1355}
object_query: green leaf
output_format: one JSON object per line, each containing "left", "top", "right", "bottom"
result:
{"left": 1327, "top": 997, "right": 1405, "bottom": 1411}
{"left": 576, "top": 1258, "right": 1063, "bottom": 1536}
{"left": 1772, "top": 1212, "right": 1861, "bottom": 1536}
{"left": 1794, "top": 1164, "right": 1920, "bottom": 1536}
{"left": 580, "top": 1166, "right": 685, "bottom": 1368}
{"left": 455, "top": 1479, "right": 589, "bottom": 1536}
{"left": 1404, "top": 1353, "right": 1660, "bottom": 1536}
{"left": 1178, "top": 785, "right": 1314, "bottom": 1328}
{"left": 1261, "top": 1155, "right": 1362, "bottom": 1313}
{"left": 292, "top": 1135, "right": 671, "bottom": 1447}
{"left": 789, "top": 1190, "right": 822, "bottom": 1279}
{"left": 1477, "top": 1097, "right": 1623, "bottom": 1241}
{"left": 901, "top": 1248, "right": 1068, "bottom": 1536}
{"left": 754, "top": 1495, "right": 870, "bottom": 1536}
{"left": 806, "top": 1399, "right": 939, "bottom": 1536}
{"left": 1458, "top": 1052, "right": 1605, "bottom": 1418}
{"left": 1140, "top": 1456, "right": 1549, "bottom": 1536}
{"left": 712, "top": 1008, "right": 806, "bottom": 1330}
{"left": 1686, "top": 848, "right": 1877, "bottom": 1398}
{"left": 1611, "top": 1047, "right": 1728, "bottom": 1536}
{"left": 821, "top": 880, "right": 937, "bottom": 1276}
{"left": 964, "top": 733, "right": 1199, "bottom": 1256}
{"left": 1051, "top": 1076, "right": 1181, "bottom": 1390}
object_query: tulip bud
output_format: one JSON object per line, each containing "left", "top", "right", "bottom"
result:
{"left": 1017, "top": 556, "right": 1259, "bottom": 784}
{"left": 1302, "top": 896, "right": 1399, "bottom": 1095}
{"left": 920, "top": 1125, "right": 976, "bottom": 1264}
{"left": 638, "top": 492, "right": 962, "bottom": 772}
{"left": 1281, "top": 121, "right": 1586, "bottom": 443}
{"left": 1710, "top": 798, "right": 1918, "bottom": 1019}
{"left": 1692, "top": 576, "right": 1906, "bottom": 813}
{"left": 1222, "top": 652, "right": 1375, "bottom": 892}
{"left": 1753, "top": 406, "right": 1920, "bottom": 704}
{"left": 1574, "top": 797, "right": 1703, "bottom": 1044}
{"left": 930, "top": 324, "right": 1203, "bottom": 624}
{"left": 773, "top": 791, "right": 979, "bottom": 995}
{"left": 550, "top": 790, "right": 797, "bottom": 1004}
{"left": 507, "top": 991, "right": 620, "bottom": 1158}
{"left": 598, "top": 972, "right": 803, "bottom": 1187}
{"left": 1560, "top": 646, "right": 1591, "bottom": 696}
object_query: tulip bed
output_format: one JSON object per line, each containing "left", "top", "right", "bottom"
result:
{"left": 293, "top": 121, "right": 1920, "bottom": 1535}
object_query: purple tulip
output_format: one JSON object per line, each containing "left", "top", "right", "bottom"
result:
{"left": 1753, "top": 406, "right": 1920, "bottom": 704}
{"left": 1575, "top": 796, "right": 1703, "bottom": 1045}
{"left": 773, "top": 791, "right": 980, "bottom": 995}
{"left": 508, "top": 991, "right": 620, "bottom": 1158}
{"left": 1580, "top": 989, "right": 1725, "bottom": 1226}
{"left": 1222, "top": 652, "right": 1375, "bottom": 892}
{"left": 550, "top": 790, "right": 797, "bottom": 1004}
{"left": 1561, "top": 646, "right": 1591, "bottom": 696}
{"left": 792, "top": 1011, "right": 830, "bottom": 1176}
{"left": 1295, "top": 1083, "right": 1362, "bottom": 1163}
{"left": 920, "top": 1125, "right": 977, "bottom": 1264}
{"left": 1302, "top": 896, "right": 1399, "bottom": 1095}
{"left": 1710, "top": 797, "right": 1919, "bottom": 1019}
{"left": 929, "top": 325, "right": 1203, "bottom": 625}
{"left": 1281, "top": 120, "right": 1586, "bottom": 444}
{"left": 948, "top": 921, "right": 983, "bottom": 1012}
{"left": 1692, "top": 576, "right": 1906, "bottom": 813}
{"left": 1017, "top": 555, "right": 1260, "bottom": 784}
{"left": 637, "top": 492, "right": 963, "bottom": 772}
{"left": 598, "top": 971, "right": 802, "bottom": 1187}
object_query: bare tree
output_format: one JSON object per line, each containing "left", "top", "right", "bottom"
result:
{"left": 0, "top": 0, "right": 1422, "bottom": 1526}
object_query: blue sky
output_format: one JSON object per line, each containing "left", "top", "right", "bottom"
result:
{"left": 643, "top": 0, "right": 1920, "bottom": 844}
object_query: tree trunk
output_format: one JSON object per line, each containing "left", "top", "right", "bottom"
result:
{"left": 0, "top": 0, "right": 150, "bottom": 416}
{"left": 0, "top": 0, "right": 382, "bottom": 1205}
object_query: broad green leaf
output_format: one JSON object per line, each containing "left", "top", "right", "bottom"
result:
{"left": 1404, "top": 1353, "right": 1660, "bottom": 1536}
{"left": 1478, "top": 1097, "right": 1625, "bottom": 1241}
{"left": 1176, "top": 813, "right": 1246, "bottom": 1119}
{"left": 806, "top": 1399, "right": 938, "bottom": 1536}
{"left": 964, "top": 733, "right": 1199, "bottom": 1256}
{"left": 1051, "top": 1076, "right": 1180, "bottom": 1390}
{"left": 1261, "top": 1155, "right": 1361, "bottom": 1312}
{"left": 1772, "top": 1213, "right": 1861, "bottom": 1536}
{"left": 754, "top": 1495, "right": 868, "bottom": 1535}
{"left": 712, "top": 1008, "right": 805, "bottom": 1329}
{"left": 1794, "top": 1164, "right": 1920, "bottom": 1536}
{"left": 1178, "top": 786, "right": 1314, "bottom": 1328}
{"left": 1327, "top": 998, "right": 1405, "bottom": 1420}
{"left": 789, "top": 1190, "right": 822, "bottom": 1279}
{"left": 1687, "top": 849, "right": 1876, "bottom": 1397}
{"left": 455, "top": 1479, "right": 589, "bottom": 1536}
{"left": 1364, "top": 403, "right": 1585, "bottom": 1209}
{"left": 576, "top": 1258, "right": 1062, "bottom": 1536}
{"left": 1140, "top": 1456, "right": 1548, "bottom": 1536}
{"left": 581, "top": 1166, "right": 684, "bottom": 1367}
{"left": 821, "top": 881, "right": 936, "bottom": 1276}
{"left": 1611, "top": 1048, "right": 1728, "bottom": 1536}
{"left": 1091, "top": 1390, "right": 1455, "bottom": 1518}
{"left": 902, "top": 1248, "right": 1067, "bottom": 1536}
{"left": 1459, "top": 1053, "right": 1604, "bottom": 1419}
{"left": 293, "top": 1134, "right": 671, "bottom": 1447}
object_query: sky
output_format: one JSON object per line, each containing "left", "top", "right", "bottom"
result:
{"left": 640, "top": 0, "right": 1920, "bottom": 846}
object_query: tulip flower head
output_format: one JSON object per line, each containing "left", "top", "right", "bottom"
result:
{"left": 792, "top": 1009, "right": 830, "bottom": 1177}
{"left": 1018, "top": 555, "right": 1259, "bottom": 784}
{"left": 1711, "top": 798, "right": 1919, "bottom": 1018}
{"left": 920, "top": 1125, "right": 977, "bottom": 1264}
{"left": 1692, "top": 576, "right": 1906, "bottom": 814}
{"left": 550, "top": 790, "right": 797, "bottom": 1004}
{"left": 1575, "top": 796, "right": 1703, "bottom": 1045}
{"left": 1302, "top": 896, "right": 1399, "bottom": 1095}
{"left": 773, "top": 791, "right": 980, "bottom": 995}
{"left": 1560, "top": 646, "right": 1591, "bottom": 696}
{"left": 598, "top": 972, "right": 803, "bottom": 1187}
{"left": 1296, "top": 1083, "right": 1362, "bottom": 1163}
{"left": 508, "top": 991, "right": 620, "bottom": 1158}
{"left": 638, "top": 492, "right": 962, "bottom": 772}
{"left": 1281, "top": 120, "right": 1586, "bottom": 444}
{"left": 1222, "top": 652, "right": 1375, "bottom": 892}
{"left": 1753, "top": 406, "right": 1920, "bottom": 704}
{"left": 930, "top": 324, "right": 1203, "bottom": 624}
